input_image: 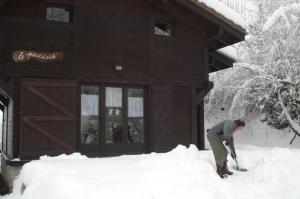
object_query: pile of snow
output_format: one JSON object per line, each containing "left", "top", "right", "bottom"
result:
{"left": 196, "top": 0, "right": 248, "bottom": 31}
{"left": 3, "top": 145, "right": 300, "bottom": 199}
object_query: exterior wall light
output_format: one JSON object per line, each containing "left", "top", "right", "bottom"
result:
{"left": 114, "top": 65, "right": 123, "bottom": 71}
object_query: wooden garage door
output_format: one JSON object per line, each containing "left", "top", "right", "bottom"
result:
{"left": 20, "top": 79, "right": 77, "bottom": 159}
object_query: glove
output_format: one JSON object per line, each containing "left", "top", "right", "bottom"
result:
{"left": 225, "top": 140, "right": 230, "bottom": 146}
{"left": 231, "top": 152, "right": 236, "bottom": 159}
{"left": 226, "top": 137, "right": 236, "bottom": 159}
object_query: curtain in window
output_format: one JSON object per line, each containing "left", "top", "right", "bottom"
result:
{"left": 81, "top": 94, "right": 99, "bottom": 116}
{"left": 128, "top": 97, "right": 143, "bottom": 117}
{"left": 105, "top": 88, "right": 122, "bottom": 107}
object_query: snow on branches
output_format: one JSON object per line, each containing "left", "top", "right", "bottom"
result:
{"left": 205, "top": 0, "right": 300, "bottom": 144}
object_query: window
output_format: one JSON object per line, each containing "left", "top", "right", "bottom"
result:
{"left": 46, "top": 6, "right": 72, "bottom": 23}
{"left": 155, "top": 22, "right": 173, "bottom": 36}
{"left": 79, "top": 86, "right": 145, "bottom": 148}
{"left": 127, "top": 89, "right": 144, "bottom": 143}
{"left": 80, "top": 86, "right": 100, "bottom": 144}
{"left": 105, "top": 87, "right": 123, "bottom": 144}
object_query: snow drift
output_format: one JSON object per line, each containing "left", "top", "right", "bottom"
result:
{"left": 3, "top": 145, "right": 300, "bottom": 199}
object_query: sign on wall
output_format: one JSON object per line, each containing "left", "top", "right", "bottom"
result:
{"left": 12, "top": 50, "right": 63, "bottom": 63}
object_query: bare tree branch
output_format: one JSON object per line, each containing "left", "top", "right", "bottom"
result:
{"left": 289, "top": 131, "right": 298, "bottom": 144}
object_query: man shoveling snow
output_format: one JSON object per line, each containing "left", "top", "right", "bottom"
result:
{"left": 207, "top": 119, "right": 246, "bottom": 178}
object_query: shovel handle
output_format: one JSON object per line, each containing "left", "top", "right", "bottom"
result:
{"left": 235, "top": 159, "right": 239, "bottom": 168}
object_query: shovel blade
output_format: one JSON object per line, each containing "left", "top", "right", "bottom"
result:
{"left": 234, "top": 166, "right": 248, "bottom": 172}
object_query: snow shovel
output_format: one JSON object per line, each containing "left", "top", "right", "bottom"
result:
{"left": 233, "top": 158, "right": 248, "bottom": 172}
{"left": 228, "top": 146, "right": 248, "bottom": 172}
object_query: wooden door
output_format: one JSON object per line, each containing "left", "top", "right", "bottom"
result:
{"left": 151, "top": 85, "right": 173, "bottom": 152}
{"left": 20, "top": 79, "right": 77, "bottom": 159}
{"left": 151, "top": 85, "right": 192, "bottom": 152}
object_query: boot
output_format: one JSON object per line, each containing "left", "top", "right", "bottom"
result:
{"left": 223, "top": 161, "right": 233, "bottom": 175}
{"left": 217, "top": 165, "right": 226, "bottom": 178}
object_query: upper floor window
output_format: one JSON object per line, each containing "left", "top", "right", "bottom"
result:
{"left": 155, "top": 22, "right": 173, "bottom": 37}
{"left": 46, "top": 6, "right": 72, "bottom": 23}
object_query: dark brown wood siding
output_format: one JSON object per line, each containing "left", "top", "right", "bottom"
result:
{"left": 20, "top": 79, "right": 77, "bottom": 159}
{"left": 1, "top": 17, "right": 73, "bottom": 74}
{"left": 0, "top": 0, "right": 40, "bottom": 18}
{"left": 151, "top": 85, "right": 172, "bottom": 152}
{"left": 0, "top": 21, "right": 3, "bottom": 69}
{"left": 0, "top": 0, "right": 206, "bottom": 84}
{"left": 151, "top": 85, "right": 192, "bottom": 152}
{"left": 171, "top": 86, "right": 192, "bottom": 145}
{"left": 76, "top": 1, "right": 149, "bottom": 79}
{"left": 0, "top": 0, "right": 213, "bottom": 159}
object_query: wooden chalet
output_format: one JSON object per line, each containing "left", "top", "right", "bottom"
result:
{"left": 0, "top": 0, "right": 246, "bottom": 188}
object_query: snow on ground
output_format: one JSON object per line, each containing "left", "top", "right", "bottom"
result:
{"left": 2, "top": 145, "right": 300, "bottom": 199}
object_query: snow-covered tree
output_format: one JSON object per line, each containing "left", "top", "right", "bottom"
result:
{"left": 219, "top": 0, "right": 247, "bottom": 16}
{"left": 205, "top": 0, "right": 300, "bottom": 144}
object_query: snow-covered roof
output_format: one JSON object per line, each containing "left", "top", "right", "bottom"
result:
{"left": 216, "top": 46, "right": 237, "bottom": 61}
{"left": 190, "top": 0, "right": 248, "bottom": 33}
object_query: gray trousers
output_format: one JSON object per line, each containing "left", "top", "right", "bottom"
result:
{"left": 207, "top": 136, "right": 228, "bottom": 167}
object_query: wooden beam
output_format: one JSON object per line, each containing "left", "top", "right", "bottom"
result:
{"left": 22, "top": 117, "right": 73, "bottom": 151}
{"left": 149, "top": 0, "right": 168, "bottom": 8}
{"left": 209, "top": 51, "right": 235, "bottom": 72}
{"left": 209, "top": 63, "right": 222, "bottom": 73}
{"left": 23, "top": 83, "right": 75, "bottom": 117}
{"left": 208, "top": 27, "right": 224, "bottom": 42}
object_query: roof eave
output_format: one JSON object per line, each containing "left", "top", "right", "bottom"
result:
{"left": 209, "top": 51, "right": 235, "bottom": 73}
{"left": 174, "top": 0, "right": 246, "bottom": 40}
